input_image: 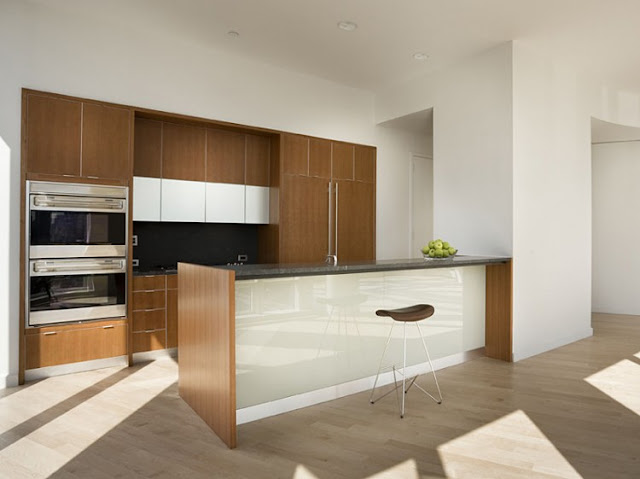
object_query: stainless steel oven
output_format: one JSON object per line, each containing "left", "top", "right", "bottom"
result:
{"left": 28, "top": 181, "right": 127, "bottom": 259}
{"left": 27, "top": 257, "right": 127, "bottom": 326}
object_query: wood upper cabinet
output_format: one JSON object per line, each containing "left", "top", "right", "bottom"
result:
{"left": 82, "top": 103, "right": 131, "bottom": 180}
{"left": 331, "top": 142, "right": 354, "bottom": 180}
{"left": 282, "top": 134, "right": 308, "bottom": 176}
{"left": 245, "top": 134, "right": 270, "bottom": 186}
{"left": 336, "top": 180, "right": 375, "bottom": 262}
{"left": 162, "top": 122, "right": 206, "bottom": 181}
{"left": 354, "top": 145, "right": 376, "bottom": 183}
{"left": 134, "top": 118, "right": 162, "bottom": 177}
{"left": 207, "top": 129, "right": 245, "bottom": 184}
{"left": 309, "top": 138, "right": 331, "bottom": 179}
{"left": 25, "top": 93, "right": 82, "bottom": 176}
{"left": 279, "top": 175, "right": 329, "bottom": 263}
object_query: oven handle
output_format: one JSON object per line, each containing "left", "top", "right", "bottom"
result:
{"left": 32, "top": 195, "right": 126, "bottom": 212}
{"left": 32, "top": 259, "right": 126, "bottom": 275}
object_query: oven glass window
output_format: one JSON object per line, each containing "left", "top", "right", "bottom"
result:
{"left": 30, "top": 211, "right": 126, "bottom": 246}
{"left": 30, "top": 273, "right": 126, "bottom": 312}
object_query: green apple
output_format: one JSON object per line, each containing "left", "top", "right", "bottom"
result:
{"left": 443, "top": 249, "right": 450, "bottom": 258}
{"left": 434, "top": 240, "right": 443, "bottom": 250}
{"left": 449, "top": 247, "right": 457, "bottom": 255}
{"left": 428, "top": 249, "right": 436, "bottom": 258}
{"left": 443, "top": 241, "right": 450, "bottom": 249}
{"left": 428, "top": 240, "right": 435, "bottom": 249}
{"left": 435, "top": 248, "right": 444, "bottom": 258}
{"left": 421, "top": 245, "right": 430, "bottom": 254}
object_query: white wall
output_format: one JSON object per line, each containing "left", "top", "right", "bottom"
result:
{"left": 511, "top": 41, "right": 593, "bottom": 360}
{"left": 0, "top": 0, "right": 430, "bottom": 387}
{"left": 592, "top": 141, "right": 640, "bottom": 314}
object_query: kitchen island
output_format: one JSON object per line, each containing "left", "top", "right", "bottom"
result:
{"left": 177, "top": 256, "right": 512, "bottom": 448}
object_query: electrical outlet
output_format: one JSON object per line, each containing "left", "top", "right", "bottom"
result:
{"left": 238, "top": 254, "right": 248, "bottom": 262}
{"left": 132, "top": 235, "right": 138, "bottom": 246}
{"left": 132, "top": 259, "right": 139, "bottom": 267}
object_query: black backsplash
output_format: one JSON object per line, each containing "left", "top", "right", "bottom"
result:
{"left": 133, "top": 222, "right": 259, "bottom": 269}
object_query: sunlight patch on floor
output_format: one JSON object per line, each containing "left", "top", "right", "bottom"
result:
{"left": 437, "top": 410, "right": 581, "bottom": 478}
{"left": 0, "top": 361, "right": 177, "bottom": 479}
{"left": 292, "top": 459, "right": 419, "bottom": 479}
{"left": 585, "top": 358, "right": 640, "bottom": 416}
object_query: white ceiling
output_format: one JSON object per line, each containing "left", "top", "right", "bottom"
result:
{"left": 29, "top": 0, "right": 640, "bottom": 93}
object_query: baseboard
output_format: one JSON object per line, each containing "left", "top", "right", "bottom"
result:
{"left": 133, "top": 348, "right": 177, "bottom": 363}
{"left": 25, "top": 356, "right": 129, "bottom": 382}
{"left": 0, "top": 373, "right": 19, "bottom": 389}
{"left": 512, "top": 327, "right": 594, "bottom": 362}
{"left": 236, "top": 347, "right": 485, "bottom": 425}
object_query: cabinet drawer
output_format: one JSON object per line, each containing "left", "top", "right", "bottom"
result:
{"left": 133, "top": 275, "right": 166, "bottom": 292}
{"left": 132, "top": 290, "right": 165, "bottom": 310}
{"left": 132, "top": 309, "right": 166, "bottom": 332}
{"left": 166, "top": 274, "right": 178, "bottom": 290}
{"left": 26, "top": 323, "right": 127, "bottom": 369}
{"left": 133, "top": 330, "right": 166, "bottom": 353}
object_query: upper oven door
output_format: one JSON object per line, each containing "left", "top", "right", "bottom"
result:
{"left": 29, "top": 194, "right": 127, "bottom": 258}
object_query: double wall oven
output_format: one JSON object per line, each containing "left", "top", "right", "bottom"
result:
{"left": 26, "top": 181, "right": 128, "bottom": 327}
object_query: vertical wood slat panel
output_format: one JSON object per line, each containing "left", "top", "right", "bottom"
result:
{"left": 178, "top": 263, "right": 236, "bottom": 448}
{"left": 485, "top": 260, "right": 513, "bottom": 361}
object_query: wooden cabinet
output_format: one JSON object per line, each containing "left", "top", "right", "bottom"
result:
{"left": 82, "top": 103, "right": 131, "bottom": 180}
{"left": 309, "top": 138, "right": 331, "bottom": 179}
{"left": 282, "top": 134, "right": 308, "bottom": 176}
{"left": 131, "top": 274, "right": 178, "bottom": 353}
{"left": 354, "top": 145, "right": 376, "bottom": 183}
{"left": 166, "top": 285, "right": 178, "bottom": 349}
{"left": 24, "top": 91, "right": 132, "bottom": 181}
{"left": 207, "top": 129, "right": 245, "bottom": 184}
{"left": 162, "top": 122, "right": 206, "bottom": 181}
{"left": 134, "top": 118, "right": 162, "bottom": 177}
{"left": 25, "top": 319, "right": 127, "bottom": 370}
{"left": 245, "top": 134, "right": 270, "bottom": 186}
{"left": 331, "top": 142, "right": 354, "bottom": 180}
{"left": 336, "top": 180, "right": 375, "bottom": 262}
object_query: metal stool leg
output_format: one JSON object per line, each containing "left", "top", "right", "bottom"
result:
{"left": 413, "top": 321, "right": 443, "bottom": 404}
{"left": 401, "top": 321, "right": 407, "bottom": 418}
{"left": 369, "top": 321, "right": 395, "bottom": 404}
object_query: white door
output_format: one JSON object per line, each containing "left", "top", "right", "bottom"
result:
{"left": 410, "top": 154, "right": 433, "bottom": 257}
{"left": 161, "top": 179, "right": 206, "bottom": 222}
{"left": 205, "top": 183, "right": 245, "bottom": 223}
{"left": 133, "top": 176, "right": 161, "bottom": 221}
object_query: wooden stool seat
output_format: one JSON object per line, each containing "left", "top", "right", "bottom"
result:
{"left": 376, "top": 304, "right": 435, "bottom": 322}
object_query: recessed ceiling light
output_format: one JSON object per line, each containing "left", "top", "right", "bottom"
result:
{"left": 337, "top": 21, "right": 358, "bottom": 32}
{"left": 227, "top": 30, "right": 240, "bottom": 38}
{"left": 413, "top": 52, "right": 428, "bottom": 61}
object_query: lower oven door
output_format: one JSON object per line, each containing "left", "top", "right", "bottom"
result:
{"left": 28, "top": 258, "right": 127, "bottom": 326}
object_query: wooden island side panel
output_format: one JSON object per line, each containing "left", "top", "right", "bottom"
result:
{"left": 177, "top": 263, "right": 237, "bottom": 449}
{"left": 485, "top": 260, "right": 513, "bottom": 362}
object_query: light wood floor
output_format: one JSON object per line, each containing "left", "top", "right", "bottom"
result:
{"left": 1, "top": 313, "right": 639, "bottom": 478}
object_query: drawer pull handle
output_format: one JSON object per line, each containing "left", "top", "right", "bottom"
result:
{"left": 144, "top": 329, "right": 155, "bottom": 333}
{"left": 103, "top": 325, "right": 115, "bottom": 329}
{"left": 43, "top": 331, "right": 57, "bottom": 336}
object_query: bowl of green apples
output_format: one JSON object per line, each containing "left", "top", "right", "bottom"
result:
{"left": 421, "top": 239, "right": 457, "bottom": 259}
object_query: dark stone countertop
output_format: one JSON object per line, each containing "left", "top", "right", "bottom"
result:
{"left": 188, "top": 255, "right": 511, "bottom": 280}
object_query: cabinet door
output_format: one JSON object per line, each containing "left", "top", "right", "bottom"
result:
{"left": 161, "top": 179, "right": 205, "bottom": 222}
{"left": 309, "top": 138, "right": 331, "bottom": 179}
{"left": 336, "top": 180, "right": 375, "bottom": 262}
{"left": 162, "top": 122, "right": 206, "bottom": 181}
{"left": 282, "top": 134, "right": 308, "bottom": 176}
{"left": 205, "top": 183, "right": 245, "bottom": 223}
{"left": 332, "top": 142, "right": 354, "bottom": 180}
{"left": 25, "top": 94, "right": 81, "bottom": 176}
{"left": 82, "top": 103, "right": 131, "bottom": 180}
{"left": 133, "top": 176, "right": 161, "bottom": 221}
{"left": 354, "top": 145, "right": 376, "bottom": 183}
{"left": 246, "top": 134, "right": 270, "bottom": 186}
{"left": 245, "top": 185, "right": 269, "bottom": 224}
{"left": 207, "top": 129, "right": 245, "bottom": 184}
{"left": 134, "top": 118, "right": 162, "bottom": 177}
{"left": 280, "top": 175, "right": 330, "bottom": 263}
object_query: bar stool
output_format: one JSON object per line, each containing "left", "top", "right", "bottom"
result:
{"left": 369, "top": 304, "right": 442, "bottom": 418}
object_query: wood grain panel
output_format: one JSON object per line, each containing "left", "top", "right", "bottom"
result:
{"left": 132, "top": 330, "right": 166, "bottom": 353}
{"left": 206, "top": 129, "right": 245, "bottom": 184}
{"left": 166, "top": 288, "right": 178, "bottom": 349}
{"left": 178, "top": 263, "right": 236, "bottom": 449}
{"left": 132, "top": 290, "right": 166, "bottom": 311}
{"left": 281, "top": 134, "right": 308, "bottom": 176}
{"left": 280, "top": 175, "right": 329, "bottom": 263}
{"left": 485, "top": 260, "right": 513, "bottom": 362}
{"left": 245, "top": 134, "right": 270, "bottom": 186}
{"left": 132, "top": 309, "right": 166, "bottom": 333}
{"left": 162, "top": 122, "right": 206, "bottom": 181}
{"left": 82, "top": 103, "right": 131, "bottom": 180}
{"left": 309, "top": 138, "right": 331, "bottom": 179}
{"left": 133, "top": 275, "right": 166, "bottom": 292}
{"left": 331, "top": 142, "right": 354, "bottom": 180}
{"left": 26, "top": 323, "right": 127, "bottom": 369}
{"left": 166, "top": 274, "right": 178, "bottom": 290}
{"left": 336, "top": 180, "right": 375, "bottom": 262}
{"left": 25, "top": 94, "right": 81, "bottom": 176}
{"left": 354, "top": 145, "right": 376, "bottom": 183}
{"left": 134, "top": 118, "right": 162, "bottom": 177}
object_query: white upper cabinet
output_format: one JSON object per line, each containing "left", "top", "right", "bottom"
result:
{"left": 161, "top": 179, "right": 205, "bottom": 222}
{"left": 133, "top": 177, "right": 161, "bottom": 221}
{"left": 205, "top": 183, "right": 245, "bottom": 223}
{"left": 245, "top": 185, "right": 270, "bottom": 224}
